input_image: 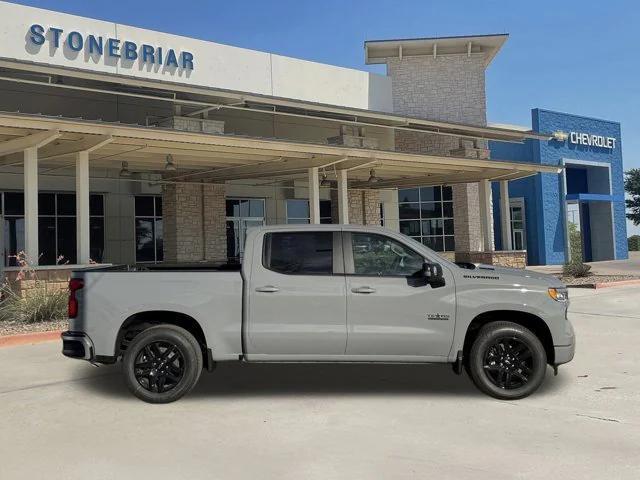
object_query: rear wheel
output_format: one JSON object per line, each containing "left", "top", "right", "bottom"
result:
{"left": 467, "top": 321, "right": 547, "bottom": 400}
{"left": 123, "top": 325, "right": 203, "bottom": 403}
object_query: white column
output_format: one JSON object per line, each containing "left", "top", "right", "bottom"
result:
{"left": 337, "top": 169, "right": 349, "bottom": 224}
{"left": 308, "top": 167, "right": 320, "bottom": 224}
{"left": 23, "top": 147, "right": 39, "bottom": 265}
{"left": 478, "top": 179, "right": 494, "bottom": 251}
{"left": 76, "top": 151, "right": 91, "bottom": 264}
{"left": 500, "top": 180, "right": 513, "bottom": 251}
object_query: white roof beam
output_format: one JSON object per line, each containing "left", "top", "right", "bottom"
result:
{"left": 40, "top": 135, "right": 113, "bottom": 160}
{"left": 0, "top": 130, "right": 60, "bottom": 157}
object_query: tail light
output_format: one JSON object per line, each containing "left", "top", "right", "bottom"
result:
{"left": 68, "top": 278, "right": 84, "bottom": 319}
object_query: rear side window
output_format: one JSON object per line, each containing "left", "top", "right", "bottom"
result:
{"left": 263, "top": 232, "right": 333, "bottom": 275}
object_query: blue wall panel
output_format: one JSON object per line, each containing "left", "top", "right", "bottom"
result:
{"left": 489, "top": 108, "right": 627, "bottom": 265}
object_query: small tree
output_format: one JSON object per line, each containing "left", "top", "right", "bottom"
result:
{"left": 625, "top": 169, "right": 640, "bottom": 226}
{"left": 563, "top": 221, "right": 591, "bottom": 278}
{"left": 567, "top": 221, "right": 583, "bottom": 263}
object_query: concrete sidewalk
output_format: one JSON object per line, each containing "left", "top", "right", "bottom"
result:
{"left": 528, "top": 251, "right": 640, "bottom": 276}
{"left": 1, "top": 286, "right": 639, "bottom": 479}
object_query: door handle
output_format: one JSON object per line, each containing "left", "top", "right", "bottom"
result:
{"left": 255, "top": 285, "right": 280, "bottom": 293}
{"left": 351, "top": 286, "right": 376, "bottom": 294}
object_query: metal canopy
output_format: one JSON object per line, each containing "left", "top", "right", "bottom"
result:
{"left": 0, "top": 59, "right": 550, "bottom": 143}
{"left": 0, "top": 112, "right": 561, "bottom": 189}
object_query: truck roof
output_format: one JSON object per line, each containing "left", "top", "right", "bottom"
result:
{"left": 252, "top": 224, "right": 392, "bottom": 233}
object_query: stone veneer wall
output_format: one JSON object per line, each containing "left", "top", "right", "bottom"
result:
{"left": 331, "top": 190, "right": 381, "bottom": 225}
{"left": 455, "top": 250, "right": 527, "bottom": 269}
{"left": 4, "top": 267, "right": 73, "bottom": 297}
{"left": 386, "top": 54, "right": 488, "bottom": 254}
{"left": 163, "top": 183, "right": 227, "bottom": 263}
{"left": 203, "top": 184, "right": 227, "bottom": 262}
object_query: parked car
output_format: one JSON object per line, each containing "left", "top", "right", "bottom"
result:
{"left": 62, "top": 224, "right": 575, "bottom": 403}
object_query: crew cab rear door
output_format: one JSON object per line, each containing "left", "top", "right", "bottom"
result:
{"left": 343, "top": 231, "right": 456, "bottom": 357}
{"left": 246, "top": 230, "right": 347, "bottom": 357}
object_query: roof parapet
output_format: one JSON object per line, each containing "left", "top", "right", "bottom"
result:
{"left": 365, "top": 33, "right": 509, "bottom": 68}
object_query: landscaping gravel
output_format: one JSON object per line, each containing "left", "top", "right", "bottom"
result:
{"left": 559, "top": 275, "right": 640, "bottom": 286}
{"left": 0, "top": 319, "right": 68, "bottom": 337}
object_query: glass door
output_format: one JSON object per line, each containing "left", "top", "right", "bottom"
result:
{"left": 226, "top": 199, "right": 265, "bottom": 263}
{"left": 509, "top": 200, "right": 526, "bottom": 251}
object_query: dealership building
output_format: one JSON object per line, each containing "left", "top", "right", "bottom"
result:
{"left": 0, "top": 2, "right": 627, "bottom": 286}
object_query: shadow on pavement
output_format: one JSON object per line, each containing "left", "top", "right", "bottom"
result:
{"left": 78, "top": 361, "right": 571, "bottom": 400}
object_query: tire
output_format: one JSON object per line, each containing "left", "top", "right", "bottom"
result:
{"left": 123, "top": 325, "right": 203, "bottom": 403}
{"left": 467, "top": 321, "right": 547, "bottom": 400}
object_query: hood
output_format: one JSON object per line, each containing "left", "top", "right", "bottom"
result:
{"left": 464, "top": 263, "right": 565, "bottom": 287}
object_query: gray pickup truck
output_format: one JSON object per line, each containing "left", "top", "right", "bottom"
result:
{"left": 62, "top": 224, "right": 575, "bottom": 403}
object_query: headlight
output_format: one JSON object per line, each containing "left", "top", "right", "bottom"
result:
{"left": 548, "top": 287, "right": 568, "bottom": 302}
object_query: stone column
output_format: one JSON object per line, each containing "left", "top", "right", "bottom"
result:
{"left": 363, "top": 190, "right": 381, "bottom": 225}
{"left": 164, "top": 182, "right": 227, "bottom": 263}
{"left": 348, "top": 190, "right": 364, "bottom": 225}
{"left": 203, "top": 184, "right": 227, "bottom": 262}
{"left": 162, "top": 183, "right": 205, "bottom": 263}
{"left": 344, "top": 190, "right": 381, "bottom": 226}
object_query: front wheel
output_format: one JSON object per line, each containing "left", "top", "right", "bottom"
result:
{"left": 123, "top": 325, "right": 203, "bottom": 403}
{"left": 467, "top": 321, "right": 547, "bottom": 400}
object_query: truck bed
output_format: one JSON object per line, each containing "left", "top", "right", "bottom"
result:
{"left": 70, "top": 264, "right": 244, "bottom": 361}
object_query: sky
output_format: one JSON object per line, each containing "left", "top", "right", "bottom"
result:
{"left": 8, "top": 0, "right": 640, "bottom": 235}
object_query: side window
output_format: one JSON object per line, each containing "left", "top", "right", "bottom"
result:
{"left": 263, "top": 232, "right": 333, "bottom": 275}
{"left": 351, "top": 233, "right": 424, "bottom": 277}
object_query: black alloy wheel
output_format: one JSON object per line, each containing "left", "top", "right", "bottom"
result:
{"left": 467, "top": 321, "right": 547, "bottom": 400}
{"left": 482, "top": 337, "right": 533, "bottom": 390}
{"left": 123, "top": 325, "right": 203, "bottom": 403}
{"left": 134, "top": 341, "right": 185, "bottom": 394}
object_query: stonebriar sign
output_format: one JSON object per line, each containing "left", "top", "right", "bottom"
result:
{"left": 28, "top": 24, "right": 194, "bottom": 70}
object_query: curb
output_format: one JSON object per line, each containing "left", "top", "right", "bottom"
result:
{"left": 0, "top": 330, "right": 63, "bottom": 348}
{"left": 567, "top": 279, "right": 640, "bottom": 289}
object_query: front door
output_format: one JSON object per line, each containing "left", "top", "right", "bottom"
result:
{"left": 226, "top": 198, "right": 265, "bottom": 263}
{"left": 246, "top": 230, "right": 347, "bottom": 357}
{"left": 510, "top": 200, "right": 527, "bottom": 251}
{"left": 344, "top": 232, "right": 456, "bottom": 357}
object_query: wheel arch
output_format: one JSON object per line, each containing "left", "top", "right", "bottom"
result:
{"left": 462, "top": 310, "right": 555, "bottom": 364}
{"left": 115, "top": 310, "right": 213, "bottom": 369}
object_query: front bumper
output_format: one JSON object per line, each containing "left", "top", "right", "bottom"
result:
{"left": 554, "top": 343, "right": 575, "bottom": 365}
{"left": 553, "top": 319, "right": 576, "bottom": 366}
{"left": 61, "top": 331, "right": 95, "bottom": 361}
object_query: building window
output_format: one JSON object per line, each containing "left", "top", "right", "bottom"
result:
{"left": 226, "top": 198, "right": 265, "bottom": 263}
{"left": 285, "top": 199, "right": 332, "bottom": 224}
{"left": 398, "top": 186, "right": 455, "bottom": 252}
{"left": 510, "top": 199, "right": 526, "bottom": 251}
{"left": 1, "top": 192, "right": 104, "bottom": 266}
{"left": 135, "top": 196, "right": 163, "bottom": 263}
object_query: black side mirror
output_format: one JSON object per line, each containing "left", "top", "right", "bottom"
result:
{"left": 423, "top": 262, "right": 445, "bottom": 288}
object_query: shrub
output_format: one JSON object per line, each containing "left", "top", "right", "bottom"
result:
{"left": 0, "top": 283, "right": 68, "bottom": 323}
{"left": 562, "top": 262, "right": 592, "bottom": 278}
{"left": 629, "top": 235, "right": 640, "bottom": 252}
{"left": 0, "top": 250, "right": 68, "bottom": 323}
